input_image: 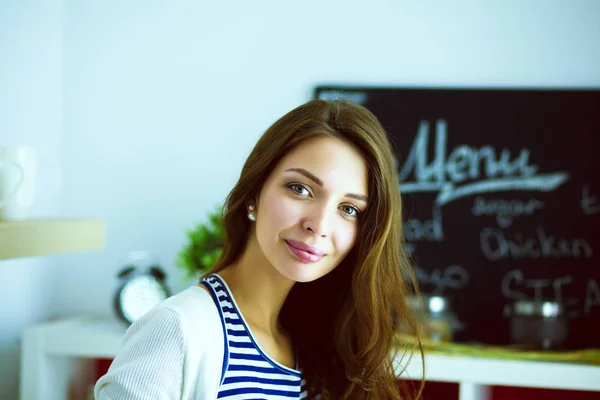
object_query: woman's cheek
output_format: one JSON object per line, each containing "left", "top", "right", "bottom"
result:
{"left": 263, "top": 192, "right": 297, "bottom": 227}
{"left": 341, "top": 224, "right": 359, "bottom": 254}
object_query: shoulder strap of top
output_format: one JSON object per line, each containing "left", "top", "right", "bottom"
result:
{"left": 199, "top": 275, "right": 228, "bottom": 385}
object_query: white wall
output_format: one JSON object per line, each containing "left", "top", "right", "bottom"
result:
{"left": 1, "top": 0, "right": 599, "bottom": 398}
{"left": 0, "top": 0, "right": 63, "bottom": 398}
{"left": 53, "top": 0, "right": 600, "bottom": 320}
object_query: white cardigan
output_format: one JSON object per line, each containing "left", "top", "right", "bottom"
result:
{"left": 94, "top": 285, "right": 225, "bottom": 399}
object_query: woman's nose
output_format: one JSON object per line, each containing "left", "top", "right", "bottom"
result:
{"left": 302, "top": 204, "right": 333, "bottom": 238}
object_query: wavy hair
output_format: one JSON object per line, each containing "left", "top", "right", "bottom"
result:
{"left": 204, "top": 99, "right": 423, "bottom": 399}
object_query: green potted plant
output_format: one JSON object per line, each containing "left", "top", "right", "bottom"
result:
{"left": 176, "top": 204, "right": 225, "bottom": 281}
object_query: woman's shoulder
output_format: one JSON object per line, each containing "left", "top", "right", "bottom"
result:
{"left": 149, "top": 284, "right": 219, "bottom": 337}
{"left": 122, "top": 283, "right": 222, "bottom": 348}
{"left": 95, "top": 285, "right": 224, "bottom": 399}
{"left": 158, "top": 284, "right": 216, "bottom": 322}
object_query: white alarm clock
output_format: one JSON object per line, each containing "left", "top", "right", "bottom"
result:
{"left": 113, "top": 253, "right": 171, "bottom": 325}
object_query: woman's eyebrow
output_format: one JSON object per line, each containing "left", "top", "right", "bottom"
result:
{"left": 285, "top": 168, "right": 323, "bottom": 186}
{"left": 345, "top": 193, "right": 368, "bottom": 202}
{"left": 284, "top": 168, "right": 368, "bottom": 203}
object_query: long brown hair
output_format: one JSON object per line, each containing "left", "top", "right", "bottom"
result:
{"left": 205, "top": 99, "right": 423, "bottom": 399}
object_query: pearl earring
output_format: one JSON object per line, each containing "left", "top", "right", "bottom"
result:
{"left": 248, "top": 204, "right": 256, "bottom": 221}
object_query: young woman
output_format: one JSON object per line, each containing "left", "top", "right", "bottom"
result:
{"left": 95, "top": 99, "right": 423, "bottom": 399}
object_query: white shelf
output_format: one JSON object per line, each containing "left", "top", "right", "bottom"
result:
{"left": 27, "top": 316, "right": 127, "bottom": 359}
{"left": 396, "top": 351, "right": 600, "bottom": 392}
{"left": 20, "top": 316, "right": 127, "bottom": 400}
{"left": 20, "top": 315, "right": 600, "bottom": 400}
{"left": 0, "top": 218, "right": 105, "bottom": 260}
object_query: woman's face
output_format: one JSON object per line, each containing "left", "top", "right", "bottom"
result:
{"left": 253, "top": 136, "right": 368, "bottom": 283}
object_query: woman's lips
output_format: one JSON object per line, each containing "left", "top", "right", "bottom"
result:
{"left": 285, "top": 239, "right": 325, "bottom": 263}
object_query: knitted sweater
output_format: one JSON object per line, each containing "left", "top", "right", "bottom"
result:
{"left": 94, "top": 285, "right": 224, "bottom": 399}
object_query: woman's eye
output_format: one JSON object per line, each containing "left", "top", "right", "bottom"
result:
{"left": 289, "top": 184, "right": 310, "bottom": 196}
{"left": 340, "top": 205, "right": 360, "bottom": 217}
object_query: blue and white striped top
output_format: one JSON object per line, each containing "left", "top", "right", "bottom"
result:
{"left": 201, "top": 274, "right": 308, "bottom": 399}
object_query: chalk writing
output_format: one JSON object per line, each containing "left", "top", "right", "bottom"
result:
{"left": 399, "top": 120, "right": 569, "bottom": 206}
{"left": 553, "top": 276, "right": 573, "bottom": 303}
{"left": 404, "top": 206, "right": 443, "bottom": 242}
{"left": 316, "top": 90, "right": 367, "bottom": 105}
{"left": 525, "top": 279, "right": 552, "bottom": 301}
{"left": 471, "top": 196, "right": 544, "bottom": 228}
{"left": 581, "top": 185, "right": 600, "bottom": 215}
{"left": 404, "top": 242, "right": 416, "bottom": 257}
{"left": 501, "top": 270, "right": 528, "bottom": 301}
{"left": 415, "top": 265, "right": 470, "bottom": 294}
{"left": 584, "top": 279, "right": 600, "bottom": 316}
{"left": 501, "top": 270, "right": 599, "bottom": 318}
{"left": 480, "top": 226, "right": 593, "bottom": 260}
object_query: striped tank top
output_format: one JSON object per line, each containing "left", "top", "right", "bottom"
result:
{"left": 201, "top": 274, "right": 308, "bottom": 399}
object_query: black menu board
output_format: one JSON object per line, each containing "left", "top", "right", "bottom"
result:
{"left": 314, "top": 86, "right": 600, "bottom": 348}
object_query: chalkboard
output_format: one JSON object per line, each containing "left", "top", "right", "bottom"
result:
{"left": 314, "top": 86, "right": 600, "bottom": 349}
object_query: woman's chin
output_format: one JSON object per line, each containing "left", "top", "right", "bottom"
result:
{"left": 276, "top": 263, "right": 333, "bottom": 284}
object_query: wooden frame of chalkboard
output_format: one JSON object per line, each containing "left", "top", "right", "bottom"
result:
{"left": 314, "top": 86, "right": 600, "bottom": 349}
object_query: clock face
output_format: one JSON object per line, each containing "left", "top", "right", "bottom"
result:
{"left": 120, "top": 275, "right": 169, "bottom": 322}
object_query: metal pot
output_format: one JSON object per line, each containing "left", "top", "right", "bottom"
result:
{"left": 407, "top": 295, "right": 464, "bottom": 342}
{"left": 509, "top": 300, "right": 569, "bottom": 350}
